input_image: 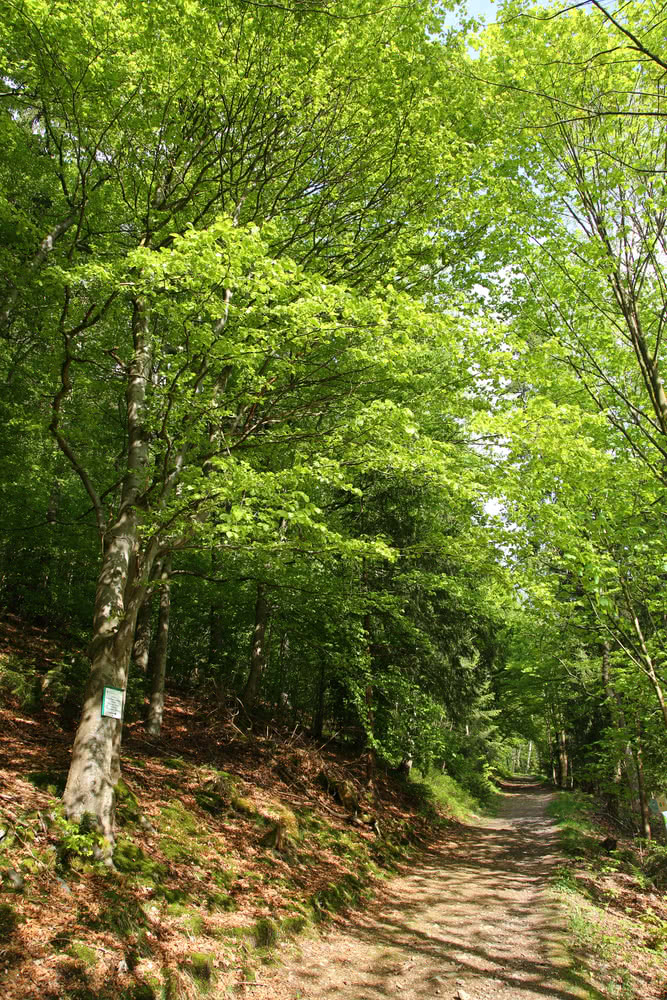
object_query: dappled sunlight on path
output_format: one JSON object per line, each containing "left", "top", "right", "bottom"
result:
{"left": 256, "top": 780, "right": 589, "bottom": 1000}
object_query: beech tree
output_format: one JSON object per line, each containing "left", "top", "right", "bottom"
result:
{"left": 1, "top": 0, "right": 498, "bottom": 840}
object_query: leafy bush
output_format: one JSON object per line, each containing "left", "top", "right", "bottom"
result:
{"left": 51, "top": 811, "right": 105, "bottom": 869}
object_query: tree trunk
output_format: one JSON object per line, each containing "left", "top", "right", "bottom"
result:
{"left": 207, "top": 549, "right": 225, "bottom": 669}
{"left": 61, "top": 520, "right": 150, "bottom": 842}
{"left": 242, "top": 582, "right": 269, "bottom": 709}
{"left": 601, "top": 642, "right": 642, "bottom": 828}
{"left": 619, "top": 581, "right": 667, "bottom": 731}
{"left": 362, "top": 608, "right": 377, "bottom": 784}
{"left": 558, "top": 730, "right": 568, "bottom": 789}
{"left": 312, "top": 659, "right": 326, "bottom": 740}
{"left": 146, "top": 558, "right": 171, "bottom": 737}
{"left": 62, "top": 297, "right": 153, "bottom": 845}
{"left": 133, "top": 591, "right": 154, "bottom": 676}
{"left": 208, "top": 602, "right": 225, "bottom": 668}
{"left": 635, "top": 740, "right": 651, "bottom": 840}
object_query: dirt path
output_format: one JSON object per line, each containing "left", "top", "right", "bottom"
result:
{"left": 256, "top": 780, "right": 589, "bottom": 1000}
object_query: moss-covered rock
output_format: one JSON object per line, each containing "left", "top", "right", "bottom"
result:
{"left": 195, "top": 770, "right": 239, "bottom": 816}
{"left": 259, "top": 803, "right": 299, "bottom": 853}
{"left": 232, "top": 795, "right": 260, "bottom": 819}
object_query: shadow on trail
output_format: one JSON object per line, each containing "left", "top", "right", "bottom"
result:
{"left": 290, "top": 779, "right": 593, "bottom": 1000}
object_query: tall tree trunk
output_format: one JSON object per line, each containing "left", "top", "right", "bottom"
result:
{"left": 312, "top": 659, "right": 326, "bottom": 740}
{"left": 602, "top": 642, "right": 642, "bottom": 828}
{"left": 208, "top": 602, "right": 225, "bottom": 668}
{"left": 147, "top": 558, "right": 171, "bottom": 737}
{"left": 619, "top": 580, "right": 667, "bottom": 731}
{"left": 207, "top": 549, "right": 225, "bottom": 669}
{"left": 133, "top": 590, "right": 154, "bottom": 676}
{"left": 558, "top": 729, "right": 568, "bottom": 789}
{"left": 635, "top": 738, "right": 651, "bottom": 840}
{"left": 362, "top": 610, "right": 377, "bottom": 785}
{"left": 242, "top": 582, "right": 269, "bottom": 709}
{"left": 62, "top": 297, "right": 153, "bottom": 845}
{"left": 545, "top": 716, "right": 557, "bottom": 783}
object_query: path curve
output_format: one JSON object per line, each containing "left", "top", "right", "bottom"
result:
{"left": 257, "top": 779, "right": 588, "bottom": 1000}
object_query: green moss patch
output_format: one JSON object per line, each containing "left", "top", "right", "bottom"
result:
{"left": 123, "top": 985, "right": 156, "bottom": 1000}
{"left": 88, "top": 887, "right": 151, "bottom": 942}
{"left": 66, "top": 941, "right": 98, "bottom": 966}
{"left": 159, "top": 801, "right": 199, "bottom": 837}
{"left": 205, "top": 889, "right": 236, "bottom": 912}
{"left": 182, "top": 951, "right": 216, "bottom": 991}
{"left": 162, "top": 757, "right": 187, "bottom": 771}
{"left": 182, "top": 911, "right": 205, "bottom": 935}
{"left": 113, "top": 839, "right": 165, "bottom": 881}
{"left": 194, "top": 789, "right": 226, "bottom": 815}
{"left": 114, "top": 779, "right": 141, "bottom": 825}
{"left": 281, "top": 914, "right": 308, "bottom": 935}
{"left": 0, "top": 901, "right": 19, "bottom": 938}
{"left": 195, "top": 770, "right": 240, "bottom": 816}
{"left": 253, "top": 917, "right": 278, "bottom": 948}
{"left": 156, "top": 886, "right": 189, "bottom": 904}
{"left": 161, "top": 837, "right": 192, "bottom": 863}
{"left": 310, "top": 872, "right": 366, "bottom": 919}
{"left": 232, "top": 795, "right": 262, "bottom": 820}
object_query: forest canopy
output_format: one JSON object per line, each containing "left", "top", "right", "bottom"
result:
{"left": 0, "top": 0, "right": 666, "bottom": 843}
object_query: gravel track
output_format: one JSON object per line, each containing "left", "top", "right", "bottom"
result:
{"left": 253, "top": 779, "right": 589, "bottom": 1000}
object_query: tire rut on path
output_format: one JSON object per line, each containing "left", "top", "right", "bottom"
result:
{"left": 256, "top": 779, "right": 589, "bottom": 1000}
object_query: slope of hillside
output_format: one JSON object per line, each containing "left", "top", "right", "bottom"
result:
{"left": 0, "top": 613, "right": 455, "bottom": 1000}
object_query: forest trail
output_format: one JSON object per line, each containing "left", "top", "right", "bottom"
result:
{"left": 258, "top": 779, "right": 587, "bottom": 1000}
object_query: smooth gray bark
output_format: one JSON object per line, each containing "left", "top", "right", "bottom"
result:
{"left": 147, "top": 558, "right": 171, "bottom": 737}
{"left": 133, "top": 593, "right": 154, "bottom": 676}
{"left": 62, "top": 298, "right": 154, "bottom": 844}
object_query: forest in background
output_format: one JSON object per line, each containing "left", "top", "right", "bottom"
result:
{"left": 1, "top": 0, "right": 667, "bottom": 847}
